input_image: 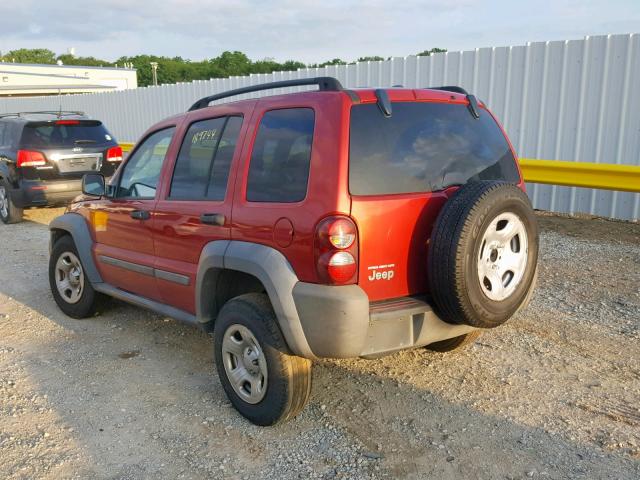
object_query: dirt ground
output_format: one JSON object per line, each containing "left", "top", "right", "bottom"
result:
{"left": 0, "top": 208, "right": 638, "bottom": 480}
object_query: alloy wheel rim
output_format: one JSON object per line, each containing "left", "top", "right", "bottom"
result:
{"left": 221, "top": 324, "right": 268, "bottom": 404}
{"left": 476, "top": 212, "right": 528, "bottom": 301}
{"left": 0, "top": 186, "right": 7, "bottom": 218}
{"left": 55, "top": 252, "right": 85, "bottom": 304}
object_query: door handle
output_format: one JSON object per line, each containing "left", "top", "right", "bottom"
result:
{"left": 200, "top": 213, "right": 225, "bottom": 226}
{"left": 130, "top": 210, "right": 151, "bottom": 220}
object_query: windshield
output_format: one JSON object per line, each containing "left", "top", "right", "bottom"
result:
{"left": 21, "top": 121, "right": 113, "bottom": 148}
{"left": 349, "top": 102, "right": 520, "bottom": 195}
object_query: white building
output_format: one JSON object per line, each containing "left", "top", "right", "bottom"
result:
{"left": 0, "top": 63, "right": 137, "bottom": 97}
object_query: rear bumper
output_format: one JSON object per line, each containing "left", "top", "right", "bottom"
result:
{"left": 11, "top": 179, "right": 82, "bottom": 208}
{"left": 292, "top": 283, "right": 476, "bottom": 358}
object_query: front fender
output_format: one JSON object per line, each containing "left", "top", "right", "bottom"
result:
{"left": 49, "top": 213, "right": 102, "bottom": 285}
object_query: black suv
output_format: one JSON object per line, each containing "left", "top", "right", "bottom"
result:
{"left": 0, "top": 111, "right": 122, "bottom": 223}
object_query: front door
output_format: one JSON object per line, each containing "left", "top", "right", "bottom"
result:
{"left": 91, "top": 126, "right": 176, "bottom": 301}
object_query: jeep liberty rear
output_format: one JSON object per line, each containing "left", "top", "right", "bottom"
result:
{"left": 49, "top": 77, "right": 538, "bottom": 425}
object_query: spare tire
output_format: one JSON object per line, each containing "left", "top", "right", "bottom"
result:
{"left": 427, "top": 181, "right": 538, "bottom": 328}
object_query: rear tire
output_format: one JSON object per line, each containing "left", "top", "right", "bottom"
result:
{"left": 427, "top": 181, "right": 539, "bottom": 328}
{"left": 426, "top": 331, "right": 482, "bottom": 352}
{"left": 49, "top": 235, "right": 102, "bottom": 318}
{"left": 214, "top": 293, "right": 312, "bottom": 426}
{"left": 0, "top": 184, "right": 23, "bottom": 224}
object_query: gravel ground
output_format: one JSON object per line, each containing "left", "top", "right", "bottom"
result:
{"left": 0, "top": 208, "right": 639, "bottom": 480}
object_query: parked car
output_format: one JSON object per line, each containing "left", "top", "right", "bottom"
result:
{"left": 48, "top": 78, "right": 539, "bottom": 425}
{"left": 0, "top": 111, "right": 123, "bottom": 223}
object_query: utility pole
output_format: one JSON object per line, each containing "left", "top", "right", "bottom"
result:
{"left": 150, "top": 62, "right": 158, "bottom": 86}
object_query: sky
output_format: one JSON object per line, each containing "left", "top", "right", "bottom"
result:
{"left": 0, "top": 0, "right": 638, "bottom": 63}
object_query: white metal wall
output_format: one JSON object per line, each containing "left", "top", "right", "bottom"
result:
{"left": 1, "top": 34, "right": 639, "bottom": 220}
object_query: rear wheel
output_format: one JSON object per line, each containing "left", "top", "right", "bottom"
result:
{"left": 0, "top": 185, "right": 23, "bottom": 224}
{"left": 214, "top": 293, "right": 312, "bottom": 426}
{"left": 426, "top": 331, "right": 482, "bottom": 352}
{"left": 49, "top": 235, "right": 102, "bottom": 318}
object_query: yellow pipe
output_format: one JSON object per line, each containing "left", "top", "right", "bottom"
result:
{"left": 519, "top": 159, "right": 640, "bottom": 193}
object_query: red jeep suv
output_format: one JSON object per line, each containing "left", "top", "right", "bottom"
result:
{"left": 48, "top": 77, "right": 538, "bottom": 425}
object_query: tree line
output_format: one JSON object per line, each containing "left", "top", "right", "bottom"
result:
{"left": 0, "top": 48, "right": 447, "bottom": 87}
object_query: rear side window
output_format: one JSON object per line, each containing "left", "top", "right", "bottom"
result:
{"left": 169, "top": 116, "right": 242, "bottom": 200}
{"left": 349, "top": 102, "right": 520, "bottom": 195}
{"left": 21, "top": 121, "right": 114, "bottom": 148}
{"left": 246, "top": 108, "right": 314, "bottom": 203}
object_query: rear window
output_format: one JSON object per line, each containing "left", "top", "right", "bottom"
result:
{"left": 21, "top": 121, "right": 114, "bottom": 148}
{"left": 349, "top": 102, "right": 520, "bottom": 195}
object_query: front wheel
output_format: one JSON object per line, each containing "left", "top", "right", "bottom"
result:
{"left": 214, "top": 293, "right": 312, "bottom": 426}
{"left": 49, "top": 235, "right": 102, "bottom": 318}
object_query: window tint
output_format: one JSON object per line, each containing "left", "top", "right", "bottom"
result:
{"left": 169, "top": 116, "right": 242, "bottom": 201}
{"left": 116, "top": 127, "right": 175, "bottom": 199}
{"left": 349, "top": 102, "right": 520, "bottom": 195}
{"left": 0, "top": 123, "right": 7, "bottom": 147}
{"left": 21, "top": 121, "right": 113, "bottom": 147}
{"left": 246, "top": 108, "right": 314, "bottom": 203}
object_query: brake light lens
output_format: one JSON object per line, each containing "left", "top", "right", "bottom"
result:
{"left": 106, "top": 146, "right": 123, "bottom": 162}
{"left": 315, "top": 216, "right": 358, "bottom": 285}
{"left": 17, "top": 150, "right": 46, "bottom": 167}
{"left": 55, "top": 120, "right": 80, "bottom": 125}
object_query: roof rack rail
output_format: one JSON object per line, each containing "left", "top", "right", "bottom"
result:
{"left": 0, "top": 110, "right": 86, "bottom": 119}
{"left": 426, "top": 85, "right": 480, "bottom": 119}
{"left": 188, "top": 76, "right": 344, "bottom": 111}
{"left": 428, "top": 85, "right": 470, "bottom": 95}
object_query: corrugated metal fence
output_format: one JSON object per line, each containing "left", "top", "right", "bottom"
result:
{"left": 1, "top": 34, "right": 639, "bottom": 220}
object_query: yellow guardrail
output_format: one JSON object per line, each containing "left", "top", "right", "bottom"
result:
{"left": 120, "top": 143, "right": 640, "bottom": 193}
{"left": 519, "top": 159, "right": 640, "bottom": 193}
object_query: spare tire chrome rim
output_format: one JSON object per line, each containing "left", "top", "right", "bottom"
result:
{"left": 55, "top": 251, "right": 85, "bottom": 304}
{"left": 0, "top": 186, "right": 8, "bottom": 218}
{"left": 221, "top": 324, "right": 268, "bottom": 404}
{"left": 477, "top": 212, "right": 528, "bottom": 301}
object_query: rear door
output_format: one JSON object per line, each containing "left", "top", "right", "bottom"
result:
{"left": 349, "top": 99, "right": 521, "bottom": 302}
{"left": 152, "top": 108, "right": 248, "bottom": 314}
{"left": 91, "top": 126, "right": 177, "bottom": 301}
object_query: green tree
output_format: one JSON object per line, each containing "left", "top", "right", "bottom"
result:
{"left": 417, "top": 48, "right": 447, "bottom": 56}
{"left": 2, "top": 48, "right": 56, "bottom": 64}
{"left": 357, "top": 56, "right": 385, "bottom": 62}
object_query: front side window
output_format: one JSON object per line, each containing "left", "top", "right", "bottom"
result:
{"left": 246, "top": 108, "right": 315, "bottom": 203}
{"left": 169, "top": 116, "right": 242, "bottom": 201}
{"left": 349, "top": 102, "right": 520, "bottom": 195}
{"left": 116, "top": 127, "right": 175, "bottom": 199}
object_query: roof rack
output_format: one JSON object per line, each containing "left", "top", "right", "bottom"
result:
{"left": 427, "top": 85, "right": 480, "bottom": 119}
{"left": 0, "top": 110, "right": 86, "bottom": 119}
{"left": 429, "top": 86, "right": 470, "bottom": 95}
{"left": 188, "top": 76, "right": 344, "bottom": 111}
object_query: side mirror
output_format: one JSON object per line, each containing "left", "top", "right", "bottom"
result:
{"left": 82, "top": 173, "right": 106, "bottom": 197}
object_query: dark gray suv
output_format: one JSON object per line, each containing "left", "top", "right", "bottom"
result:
{"left": 0, "top": 111, "right": 122, "bottom": 223}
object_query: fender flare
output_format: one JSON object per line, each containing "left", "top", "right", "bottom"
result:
{"left": 49, "top": 213, "right": 103, "bottom": 285}
{"left": 196, "top": 240, "right": 314, "bottom": 358}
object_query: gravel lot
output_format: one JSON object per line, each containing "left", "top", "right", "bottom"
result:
{"left": 0, "top": 208, "right": 639, "bottom": 480}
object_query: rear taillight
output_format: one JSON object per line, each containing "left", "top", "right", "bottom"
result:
{"left": 315, "top": 216, "right": 358, "bottom": 285}
{"left": 106, "top": 146, "right": 123, "bottom": 162}
{"left": 16, "top": 150, "right": 46, "bottom": 168}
